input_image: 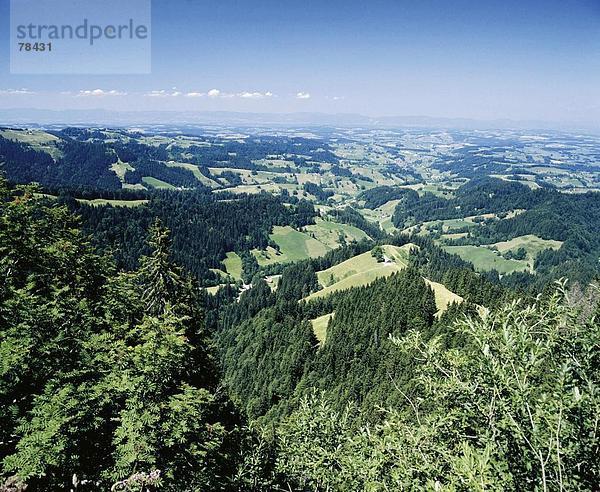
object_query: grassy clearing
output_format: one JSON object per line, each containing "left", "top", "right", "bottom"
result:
{"left": 0, "top": 129, "right": 62, "bottom": 159}
{"left": 441, "top": 232, "right": 468, "bottom": 240}
{"left": 404, "top": 218, "right": 479, "bottom": 236}
{"left": 205, "top": 285, "right": 224, "bottom": 295}
{"left": 265, "top": 275, "right": 281, "bottom": 291}
{"left": 213, "top": 183, "right": 301, "bottom": 195}
{"left": 223, "top": 252, "right": 243, "bottom": 280}
{"left": 0, "top": 128, "right": 59, "bottom": 145}
{"left": 490, "top": 235, "right": 562, "bottom": 258}
{"left": 76, "top": 198, "right": 148, "bottom": 208}
{"left": 360, "top": 199, "right": 401, "bottom": 233}
{"left": 166, "top": 162, "right": 221, "bottom": 187}
{"left": 304, "top": 218, "right": 370, "bottom": 248}
{"left": 122, "top": 183, "right": 147, "bottom": 191}
{"left": 305, "top": 244, "right": 414, "bottom": 301}
{"left": 253, "top": 226, "right": 330, "bottom": 266}
{"left": 400, "top": 183, "right": 455, "bottom": 198}
{"left": 308, "top": 264, "right": 403, "bottom": 301}
{"left": 424, "top": 279, "right": 464, "bottom": 317}
{"left": 311, "top": 313, "right": 334, "bottom": 345}
{"left": 110, "top": 160, "right": 134, "bottom": 183}
{"left": 142, "top": 177, "right": 176, "bottom": 189}
{"left": 443, "top": 245, "right": 529, "bottom": 274}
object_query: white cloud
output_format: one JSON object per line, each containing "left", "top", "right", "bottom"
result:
{"left": 331, "top": 95, "right": 344, "bottom": 101}
{"left": 78, "top": 89, "right": 127, "bottom": 97}
{"left": 296, "top": 92, "right": 311, "bottom": 99}
{"left": 238, "top": 91, "right": 274, "bottom": 99}
{"left": 0, "top": 88, "right": 36, "bottom": 95}
{"left": 183, "top": 89, "right": 275, "bottom": 99}
{"left": 144, "top": 89, "right": 180, "bottom": 97}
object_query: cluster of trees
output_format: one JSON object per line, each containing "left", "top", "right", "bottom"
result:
{"left": 302, "top": 182, "right": 333, "bottom": 202}
{"left": 67, "top": 191, "right": 317, "bottom": 284}
{"left": 392, "top": 178, "right": 546, "bottom": 228}
{"left": 0, "top": 135, "right": 121, "bottom": 191}
{"left": 176, "top": 136, "right": 339, "bottom": 170}
{"left": 0, "top": 179, "right": 244, "bottom": 490}
{"left": 124, "top": 160, "right": 201, "bottom": 189}
{"left": 325, "top": 206, "right": 385, "bottom": 240}
{"left": 395, "top": 177, "right": 600, "bottom": 285}
{"left": 2, "top": 175, "right": 599, "bottom": 490}
{"left": 271, "top": 285, "right": 600, "bottom": 490}
{"left": 1, "top": 128, "right": 347, "bottom": 196}
{"left": 358, "top": 185, "right": 411, "bottom": 209}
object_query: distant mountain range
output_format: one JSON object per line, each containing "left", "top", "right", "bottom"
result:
{"left": 0, "top": 108, "right": 597, "bottom": 133}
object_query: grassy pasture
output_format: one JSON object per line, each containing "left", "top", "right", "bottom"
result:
{"left": 0, "top": 129, "right": 59, "bottom": 145}
{"left": 252, "top": 226, "right": 330, "bottom": 266}
{"left": 76, "top": 198, "right": 148, "bottom": 208}
{"left": 0, "top": 129, "right": 62, "bottom": 159}
{"left": 311, "top": 313, "right": 334, "bottom": 345}
{"left": 166, "top": 162, "right": 221, "bottom": 187}
{"left": 110, "top": 160, "right": 134, "bottom": 182}
{"left": 360, "top": 199, "right": 401, "bottom": 233}
{"left": 205, "top": 285, "right": 225, "bottom": 295}
{"left": 142, "top": 177, "right": 176, "bottom": 189}
{"left": 443, "top": 245, "right": 529, "bottom": 274}
{"left": 214, "top": 183, "right": 300, "bottom": 195}
{"left": 490, "top": 235, "right": 562, "bottom": 258}
{"left": 305, "top": 244, "right": 413, "bottom": 301}
{"left": 304, "top": 218, "right": 370, "bottom": 248}
{"left": 265, "top": 275, "right": 281, "bottom": 291}
{"left": 424, "top": 279, "right": 464, "bottom": 317}
{"left": 223, "top": 252, "right": 243, "bottom": 280}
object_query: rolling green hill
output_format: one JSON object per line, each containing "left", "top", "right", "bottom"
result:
{"left": 305, "top": 244, "right": 414, "bottom": 301}
{"left": 442, "top": 245, "right": 530, "bottom": 274}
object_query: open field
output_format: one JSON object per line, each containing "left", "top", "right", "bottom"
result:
{"left": 253, "top": 226, "right": 330, "bottom": 266}
{"left": 443, "top": 245, "right": 529, "bottom": 274}
{"left": 490, "top": 235, "right": 562, "bottom": 258}
{"left": 400, "top": 182, "right": 456, "bottom": 197}
{"left": 305, "top": 244, "right": 414, "bottom": 301}
{"left": 76, "top": 198, "right": 149, "bottom": 208}
{"left": 205, "top": 285, "right": 225, "bottom": 295}
{"left": 360, "top": 199, "right": 401, "bottom": 232}
{"left": 223, "top": 252, "right": 243, "bottom": 280}
{"left": 214, "top": 183, "right": 300, "bottom": 195}
{"left": 166, "top": 161, "right": 221, "bottom": 187}
{"left": 304, "top": 218, "right": 370, "bottom": 248}
{"left": 0, "top": 129, "right": 62, "bottom": 159}
{"left": 110, "top": 160, "right": 134, "bottom": 182}
{"left": 311, "top": 313, "right": 334, "bottom": 345}
{"left": 424, "top": 279, "right": 464, "bottom": 317}
{"left": 142, "top": 176, "right": 176, "bottom": 189}
{"left": 265, "top": 275, "right": 281, "bottom": 291}
{"left": 307, "top": 264, "right": 404, "bottom": 301}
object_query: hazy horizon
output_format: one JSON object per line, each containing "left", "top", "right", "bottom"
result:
{"left": 1, "top": 0, "right": 599, "bottom": 127}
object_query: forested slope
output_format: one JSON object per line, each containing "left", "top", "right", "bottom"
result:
{"left": 1, "top": 177, "right": 599, "bottom": 490}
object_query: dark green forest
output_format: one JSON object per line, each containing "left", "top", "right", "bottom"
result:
{"left": 2, "top": 123, "right": 600, "bottom": 492}
{"left": 2, "top": 176, "right": 599, "bottom": 490}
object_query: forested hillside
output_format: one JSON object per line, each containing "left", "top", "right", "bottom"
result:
{"left": 2, "top": 178, "right": 598, "bottom": 490}
{"left": 2, "top": 123, "right": 600, "bottom": 490}
{"left": 67, "top": 191, "right": 316, "bottom": 283}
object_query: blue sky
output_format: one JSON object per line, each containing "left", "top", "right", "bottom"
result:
{"left": 0, "top": 0, "right": 599, "bottom": 124}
